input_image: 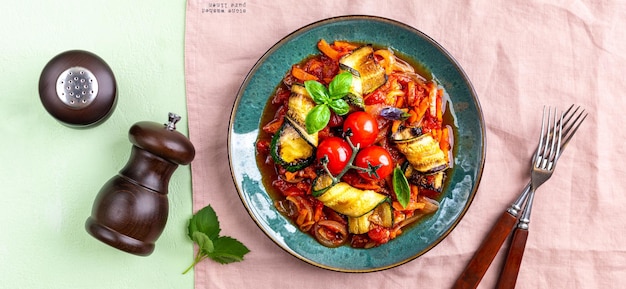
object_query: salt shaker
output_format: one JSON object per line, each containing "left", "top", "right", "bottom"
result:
{"left": 38, "top": 50, "right": 117, "bottom": 127}
{"left": 85, "top": 113, "right": 195, "bottom": 256}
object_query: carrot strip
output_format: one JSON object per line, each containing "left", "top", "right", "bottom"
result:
{"left": 300, "top": 220, "right": 315, "bottom": 232}
{"left": 407, "top": 81, "right": 416, "bottom": 106}
{"left": 389, "top": 227, "right": 402, "bottom": 239}
{"left": 410, "top": 184, "right": 419, "bottom": 201}
{"left": 333, "top": 40, "right": 359, "bottom": 51}
{"left": 291, "top": 65, "right": 319, "bottom": 82}
{"left": 313, "top": 204, "right": 323, "bottom": 222}
{"left": 296, "top": 209, "right": 307, "bottom": 226}
{"left": 392, "top": 201, "right": 425, "bottom": 211}
{"left": 395, "top": 93, "right": 405, "bottom": 108}
{"left": 415, "top": 97, "right": 429, "bottom": 121}
{"left": 440, "top": 126, "right": 450, "bottom": 162}
{"left": 285, "top": 171, "right": 298, "bottom": 182}
{"left": 428, "top": 82, "right": 437, "bottom": 117}
{"left": 317, "top": 39, "right": 341, "bottom": 61}
{"left": 440, "top": 126, "right": 450, "bottom": 148}
{"left": 436, "top": 89, "right": 443, "bottom": 122}
{"left": 408, "top": 109, "right": 418, "bottom": 124}
{"left": 391, "top": 120, "right": 402, "bottom": 134}
{"left": 431, "top": 129, "right": 440, "bottom": 142}
{"left": 262, "top": 117, "right": 283, "bottom": 134}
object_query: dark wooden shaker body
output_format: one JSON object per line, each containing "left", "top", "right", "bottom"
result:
{"left": 85, "top": 115, "right": 195, "bottom": 256}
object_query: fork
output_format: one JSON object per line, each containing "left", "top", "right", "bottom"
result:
{"left": 493, "top": 107, "right": 563, "bottom": 289}
{"left": 453, "top": 105, "right": 587, "bottom": 289}
{"left": 496, "top": 106, "right": 586, "bottom": 288}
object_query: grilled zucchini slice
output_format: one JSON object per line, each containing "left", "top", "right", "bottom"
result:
{"left": 347, "top": 202, "right": 393, "bottom": 234}
{"left": 348, "top": 210, "right": 374, "bottom": 234}
{"left": 395, "top": 132, "right": 448, "bottom": 174}
{"left": 285, "top": 84, "right": 318, "bottom": 146}
{"left": 408, "top": 170, "right": 445, "bottom": 193}
{"left": 270, "top": 121, "right": 315, "bottom": 172}
{"left": 312, "top": 173, "right": 335, "bottom": 197}
{"left": 339, "top": 45, "right": 387, "bottom": 104}
{"left": 316, "top": 182, "right": 388, "bottom": 217}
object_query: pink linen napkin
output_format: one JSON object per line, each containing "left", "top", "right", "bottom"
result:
{"left": 185, "top": 1, "right": 626, "bottom": 288}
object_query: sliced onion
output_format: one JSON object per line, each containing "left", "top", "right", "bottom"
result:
{"left": 397, "top": 196, "right": 440, "bottom": 229}
{"left": 313, "top": 220, "right": 348, "bottom": 248}
{"left": 391, "top": 57, "right": 416, "bottom": 73}
{"left": 274, "top": 200, "right": 297, "bottom": 218}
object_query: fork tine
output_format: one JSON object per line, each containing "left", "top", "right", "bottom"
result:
{"left": 553, "top": 112, "right": 563, "bottom": 170}
{"left": 534, "top": 106, "right": 548, "bottom": 168}
{"left": 539, "top": 105, "right": 587, "bottom": 160}
{"left": 560, "top": 108, "right": 587, "bottom": 153}
{"left": 541, "top": 107, "right": 553, "bottom": 168}
{"left": 547, "top": 111, "right": 563, "bottom": 171}
{"left": 553, "top": 105, "right": 586, "bottom": 149}
{"left": 541, "top": 107, "right": 556, "bottom": 169}
{"left": 539, "top": 107, "right": 559, "bottom": 170}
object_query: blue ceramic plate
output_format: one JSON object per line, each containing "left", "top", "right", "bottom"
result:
{"left": 228, "top": 15, "right": 485, "bottom": 272}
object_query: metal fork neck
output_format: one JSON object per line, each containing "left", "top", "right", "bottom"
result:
{"left": 507, "top": 183, "right": 530, "bottom": 216}
{"left": 518, "top": 188, "right": 536, "bottom": 229}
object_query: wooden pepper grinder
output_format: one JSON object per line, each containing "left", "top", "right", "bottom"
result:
{"left": 85, "top": 113, "right": 195, "bottom": 256}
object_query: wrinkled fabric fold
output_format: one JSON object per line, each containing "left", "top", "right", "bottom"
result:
{"left": 185, "top": 1, "right": 626, "bottom": 288}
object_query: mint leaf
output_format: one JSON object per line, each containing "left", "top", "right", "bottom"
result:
{"left": 188, "top": 205, "right": 220, "bottom": 240}
{"left": 305, "top": 104, "right": 331, "bottom": 134}
{"left": 304, "top": 80, "right": 329, "bottom": 104}
{"left": 328, "top": 72, "right": 352, "bottom": 100}
{"left": 206, "top": 236, "right": 251, "bottom": 264}
{"left": 183, "top": 204, "right": 250, "bottom": 274}
{"left": 192, "top": 231, "right": 214, "bottom": 253}
{"left": 328, "top": 99, "right": 350, "bottom": 115}
{"left": 392, "top": 166, "right": 411, "bottom": 208}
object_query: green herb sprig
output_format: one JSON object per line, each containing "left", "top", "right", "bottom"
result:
{"left": 304, "top": 72, "right": 353, "bottom": 134}
{"left": 183, "top": 205, "right": 250, "bottom": 274}
{"left": 392, "top": 166, "right": 411, "bottom": 208}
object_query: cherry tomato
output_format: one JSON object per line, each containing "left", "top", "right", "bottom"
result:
{"left": 343, "top": 111, "right": 379, "bottom": 148}
{"left": 316, "top": 137, "right": 352, "bottom": 175}
{"left": 354, "top": 146, "right": 393, "bottom": 180}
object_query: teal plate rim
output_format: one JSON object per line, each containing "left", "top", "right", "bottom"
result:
{"left": 228, "top": 15, "right": 486, "bottom": 273}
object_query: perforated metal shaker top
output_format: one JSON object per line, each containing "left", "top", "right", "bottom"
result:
{"left": 55, "top": 66, "right": 98, "bottom": 109}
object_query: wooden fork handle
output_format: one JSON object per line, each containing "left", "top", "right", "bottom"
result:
{"left": 496, "top": 227, "right": 529, "bottom": 289}
{"left": 452, "top": 211, "right": 518, "bottom": 289}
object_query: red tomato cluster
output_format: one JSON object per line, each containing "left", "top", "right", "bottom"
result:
{"left": 316, "top": 111, "right": 393, "bottom": 180}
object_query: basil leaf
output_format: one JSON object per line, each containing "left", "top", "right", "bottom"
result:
{"left": 304, "top": 80, "right": 329, "bottom": 104}
{"left": 305, "top": 104, "right": 330, "bottom": 134}
{"left": 328, "top": 99, "right": 350, "bottom": 115}
{"left": 192, "top": 231, "right": 214, "bottom": 253}
{"left": 392, "top": 166, "right": 411, "bottom": 209}
{"left": 207, "top": 236, "right": 251, "bottom": 264}
{"left": 188, "top": 205, "right": 220, "bottom": 240}
{"left": 328, "top": 72, "right": 352, "bottom": 100}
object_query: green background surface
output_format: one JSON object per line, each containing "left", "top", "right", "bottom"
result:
{"left": 0, "top": 1, "right": 194, "bottom": 288}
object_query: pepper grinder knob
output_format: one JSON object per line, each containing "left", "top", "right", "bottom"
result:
{"left": 166, "top": 112, "right": 181, "bottom": 130}
{"left": 85, "top": 113, "right": 195, "bottom": 256}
